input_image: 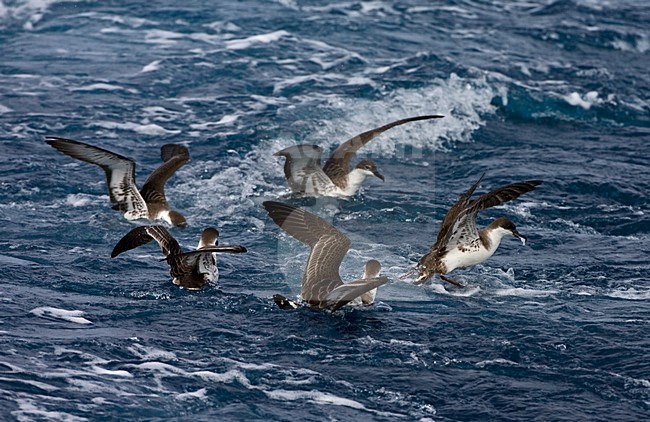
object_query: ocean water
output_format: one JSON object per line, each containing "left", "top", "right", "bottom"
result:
{"left": 0, "top": 0, "right": 648, "bottom": 420}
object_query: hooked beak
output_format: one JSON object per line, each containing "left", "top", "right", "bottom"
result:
{"left": 512, "top": 230, "right": 527, "bottom": 246}
{"left": 413, "top": 270, "right": 431, "bottom": 285}
{"left": 373, "top": 170, "right": 385, "bottom": 182}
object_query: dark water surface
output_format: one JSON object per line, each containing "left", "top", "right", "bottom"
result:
{"left": 1, "top": 1, "right": 648, "bottom": 420}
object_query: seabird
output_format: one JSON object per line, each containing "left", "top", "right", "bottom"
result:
{"left": 274, "top": 115, "right": 444, "bottom": 198}
{"left": 263, "top": 201, "right": 388, "bottom": 311}
{"left": 406, "top": 174, "right": 542, "bottom": 287}
{"left": 111, "top": 226, "right": 247, "bottom": 289}
{"left": 46, "top": 137, "right": 189, "bottom": 226}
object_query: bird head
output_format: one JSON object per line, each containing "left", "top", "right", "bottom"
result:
{"left": 492, "top": 217, "right": 527, "bottom": 245}
{"left": 168, "top": 211, "right": 187, "bottom": 228}
{"left": 198, "top": 227, "right": 219, "bottom": 249}
{"left": 355, "top": 160, "right": 384, "bottom": 181}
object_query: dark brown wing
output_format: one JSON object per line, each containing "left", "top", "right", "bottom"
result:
{"left": 322, "top": 115, "right": 444, "bottom": 182}
{"left": 435, "top": 178, "right": 542, "bottom": 253}
{"left": 465, "top": 180, "right": 543, "bottom": 215}
{"left": 111, "top": 225, "right": 183, "bottom": 258}
{"left": 140, "top": 144, "right": 189, "bottom": 206}
{"left": 263, "top": 201, "right": 350, "bottom": 306}
{"left": 45, "top": 137, "right": 148, "bottom": 217}
{"left": 431, "top": 173, "right": 485, "bottom": 253}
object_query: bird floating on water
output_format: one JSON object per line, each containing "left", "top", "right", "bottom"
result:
{"left": 111, "top": 226, "right": 247, "bottom": 289}
{"left": 46, "top": 137, "right": 189, "bottom": 227}
{"left": 403, "top": 174, "right": 542, "bottom": 287}
{"left": 274, "top": 115, "right": 444, "bottom": 198}
{"left": 263, "top": 201, "right": 388, "bottom": 311}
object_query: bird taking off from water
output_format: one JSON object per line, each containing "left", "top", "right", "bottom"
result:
{"left": 274, "top": 115, "right": 444, "bottom": 198}
{"left": 403, "top": 174, "right": 542, "bottom": 287}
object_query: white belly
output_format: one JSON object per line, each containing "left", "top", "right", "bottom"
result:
{"left": 442, "top": 246, "right": 495, "bottom": 273}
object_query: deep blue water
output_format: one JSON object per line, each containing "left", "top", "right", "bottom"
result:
{"left": 1, "top": 0, "right": 649, "bottom": 420}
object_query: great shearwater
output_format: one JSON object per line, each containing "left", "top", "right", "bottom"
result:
{"left": 406, "top": 174, "right": 542, "bottom": 287}
{"left": 263, "top": 201, "right": 388, "bottom": 311}
{"left": 111, "top": 226, "right": 247, "bottom": 289}
{"left": 274, "top": 115, "right": 444, "bottom": 198}
{"left": 46, "top": 137, "right": 189, "bottom": 227}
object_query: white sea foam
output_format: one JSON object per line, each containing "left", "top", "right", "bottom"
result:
{"left": 176, "top": 388, "right": 208, "bottom": 401}
{"left": 30, "top": 307, "right": 92, "bottom": 325}
{"left": 302, "top": 1, "right": 397, "bottom": 18}
{"left": 71, "top": 83, "right": 138, "bottom": 94}
{"left": 302, "top": 38, "right": 366, "bottom": 70}
{"left": 265, "top": 388, "right": 404, "bottom": 417}
{"left": 406, "top": 5, "right": 478, "bottom": 19}
{"left": 550, "top": 218, "right": 599, "bottom": 235}
{"left": 93, "top": 120, "right": 181, "bottom": 136}
{"left": 13, "top": 397, "right": 88, "bottom": 422}
{"left": 216, "top": 114, "right": 239, "bottom": 125}
{"left": 141, "top": 60, "right": 162, "bottom": 73}
{"left": 606, "top": 288, "right": 650, "bottom": 301}
{"left": 493, "top": 288, "right": 558, "bottom": 297}
{"left": 129, "top": 360, "right": 254, "bottom": 389}
{"left": 133, "top": 361, "right": 185, "bottom": 374}
{"left": 192, "top": 369, "right": 251, "bottom": 386}
{"left": 265, "top": 388, "right": 367, "bottom": 409}
{"left": 273, "top": 73, "right": 377, "bottom": 94}
{"left": 475, "top": 358, "right": 518, "bottom": 368}
{"left": 0, "top": 103, "right": 13, "bottom": 113}
{"left": 563, "top": 91, "right": 614, "bottom": 110}
{"left": 614, "top": 39, "right": 649, "bottom": 53}
{"left": 65, "top": 193, "right": 103, "bottom": 208}
{"left": 143, "top": 29, "right": 185, "bottom": 45}
{"left": 72, "top": 11, "right": 151, "bottom": 28}
{"left": 428, "top": 283, "right": 481, "bottom": 297}
{"left": 225, "top": 30, "right": 290, "bottom": 50}
{"left": 127, "top": 343, "right": 177, "bottom": 361}
{"left": 1, "top": 0, "right": 76, "bottom": 30}
{"left": 90, "top": 366, "right": 133, "bottom": 378}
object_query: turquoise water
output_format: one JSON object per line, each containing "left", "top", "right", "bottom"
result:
{"left": 0, "top": 1, "right": 648, "bottom": 420}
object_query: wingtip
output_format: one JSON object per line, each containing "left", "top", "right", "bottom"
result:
{"left": 160, "top": 143, "right": 190, "bottom": 162}
{"left": 44, "top": 136, "right": 65, "bottom": 146}
{"left": 263, "top": 200, "right": 292, "bottom": 213}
